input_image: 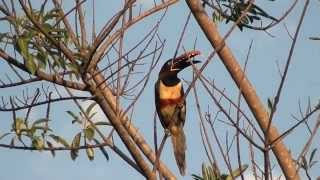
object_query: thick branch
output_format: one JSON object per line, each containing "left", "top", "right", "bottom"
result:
{"left": 185, "top": 0, "right": 299, "bottom": 179}
{"left": 85, "top": 71, "right": 155, "bottom": 179}
{"left": 89, "top": 70, "right": 176, "bottom": 180}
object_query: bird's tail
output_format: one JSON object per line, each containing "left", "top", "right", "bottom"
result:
{"left": 171, "top": 125, "right": 186, "bottom": 176}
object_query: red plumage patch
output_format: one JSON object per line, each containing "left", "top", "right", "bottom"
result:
{"left": 159, "top": 97, "right": 183, "bottom": 107}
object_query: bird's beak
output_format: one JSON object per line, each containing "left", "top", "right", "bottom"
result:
{"left": 176, "top": 50, "right": 201, "bottom": 62}
{"left": 191, "top": 60, "right": 201, "bottom": 64}
{"left": 171, "top": 50, "right": 201, "bottom": 71}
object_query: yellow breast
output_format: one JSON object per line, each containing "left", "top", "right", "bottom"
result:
{"left": 159, "top": 80, "right": 182, "bottom": 99}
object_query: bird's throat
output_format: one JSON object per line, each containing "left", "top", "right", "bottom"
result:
{"left": 159, "top": 80, "right": 182, "bottom": 100}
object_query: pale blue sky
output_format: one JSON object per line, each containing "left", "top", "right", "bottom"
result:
{"left": 0, "top": 1, "right": 320, "bottom": 180}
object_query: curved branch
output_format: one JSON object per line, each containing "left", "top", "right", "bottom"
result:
{"left": 0, "top": 139, "right": 143, "bottom": 176}
{"left": 0, "top": 49, "right": 87, "bottom": 90}
{"left": 0, "top": 141, "right": 108, "bottom": 151}
{"left": 0, "top": 77, "right": 41, "bottom": 88}
{"left": 0, "top": 96, "right": 93, "bottom": 112}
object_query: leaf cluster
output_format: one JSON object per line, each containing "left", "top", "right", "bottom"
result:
{"left": 66, "top": 101, "right": 110, "bottom": 161}
{"left": 192, "top": 163, "right": 248, "bottom": 180}
{"left": 211, "top": 0, "right": 278, "bottom": 31}
{"left": 0, "top": 117, "right": 51, "bottom": 151}
{"left": 299, "top": 148, "right": 318, "bottom": 172}
{"left": 1, "top": 7, "right": 82, "bottom": 78}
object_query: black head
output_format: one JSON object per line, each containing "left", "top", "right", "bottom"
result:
{"left": 159, "top": 50, "right": 201, "bottom": 79}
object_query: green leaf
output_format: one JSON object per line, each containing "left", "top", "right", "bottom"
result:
{"left": 267, "top": 98, "right": 273, "bottom": 110}
{"left": 94, "top": 121, "right": 111, "bottom": 126}
{"left": 17, "top": 37, "right": 27, "bottom": 54}
{"left": 309, "top": 37, "right": 320, "bottom": 41}
{"left": 67, "top": 63, "right": 80, "bottom": 80}
{"left": 42, "top": 23, "right": 52, "bottom": 33}
{"left": 32, "top": 136, "right": 44, "bottom": 151}
{"left": 201, "top": 163, "right": 217, "bottom": 180}
{"left": 0, "top": 132, "right": 11, "bottom": 141}
{"left": 35, "top": 50, "right": 48, "bottom": 69}
{"left": 310, "top": 160, "right": 318, "bottom": 168}
{"left": 89, "top": 112, "right": 97, "bottom": 120}
{"left": 212, "top": 10, "right": 223, "bottom": 23}
{"left": 194, "top": 163, "right": 248, "bottom": 180}
{"left": 46, "top": 141, "right": 56, "bottom": 157}
{"left": 309, "top": 148, "right": 317, "bottom": 164}
{"left": 12, "top": 118, "right": 27, "bottom": 135}
{"left": 226, "top": 165, "right": 248, "bottom": 180}
{"left": 72, "top": 133, "right": 81, "bottom": 148}
{"left": 43, "top": 8, "right": 61, "bottom": 22}
{"left": 191, "top": 174, "right": 204, "bottom": 180}
{"left": 27, "top": 126, "right": 36, "bottom": 137}
{"left": 221, "top": 174, "right": 228, "bottom": 180}
{"left": 10, "top": 137, "right": 15, "bottom": 146}
{"left": 17, "top": 37, "right": 37, "bottom": 75}
{"left": 240, "top": 16, "right": 249, "bottom": 25}
{"left": 250, "top": 15, "right": 261, "bottom": 21}
{"left": 49, "top": 134, "right": 70, "bottom": 148}
{"left": 70, "top": 132, "right": 81, "bottom": 160}
{"left": 66, "top": 111, "right": 81, "bottom": 123}
{"left": 70, "top": 149, "right": 78, "bottom": 161}
{"left": 25, "top": 54, "right": 37, "bottom": 75}
{"left": 94, "top": 138, "right": 109, "bottom": 161}
{"left": 32, "top": 118, "right": 50, "bottom": 126}
{"left": 86, "top": 147, "right": 94, "bottom": 161}
{"left": 30, "top": 126, "right": 52, "bottom": 133}
{"left": 72, "top": 119, "right": 82, "bottom": 124}
{"left": 85, "top": 102, "right": 97, "bottom": 117}
{"left": 84, "top": 126, "right": 95, "bottom": 141}
{"left": 302, "top": 156, "right": 308, "bottom": 170}
{"left": 0, "top": 33, "right": 7, "bottom": 42}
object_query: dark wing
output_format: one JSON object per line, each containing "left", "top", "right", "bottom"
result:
{"left": 178, "top": 85, "right": 186, "bottom": 126}
{"left": 154, "top": 80, "right": 168, "bottom": 129}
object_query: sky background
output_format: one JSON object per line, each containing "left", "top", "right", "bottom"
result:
{"left": 0, "top": 0, "right": 320, "bottom": 180}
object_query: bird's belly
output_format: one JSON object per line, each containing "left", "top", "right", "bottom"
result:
{"left": 160, "top": 104, "right": 177, "bottom": 126}
{"left": 160, "top": 105, "right": 176, "bottom": 118}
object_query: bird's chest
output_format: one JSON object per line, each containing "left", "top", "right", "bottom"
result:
{"left": 158, "top": 81, "right": 184, "bottom": 117}
{"left": 158, "top": 81, "right": 182, "bottom": 99}
{"left": 157, "top": 80, "right": 186, "bottom": 128}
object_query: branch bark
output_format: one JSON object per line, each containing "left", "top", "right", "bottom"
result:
{"left": 87, "top": 70, "right": 176, "bottom": 180}
{"left": 185, "top": 0, "right": 299, "bottom": 179}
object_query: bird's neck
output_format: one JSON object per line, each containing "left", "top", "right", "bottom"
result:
{"left": 160, "top": 74, "right": 181, "bottom": 86}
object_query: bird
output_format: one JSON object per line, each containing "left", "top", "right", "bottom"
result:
{"left": 154, "top": 50, "right": 201, "bottom": 176}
